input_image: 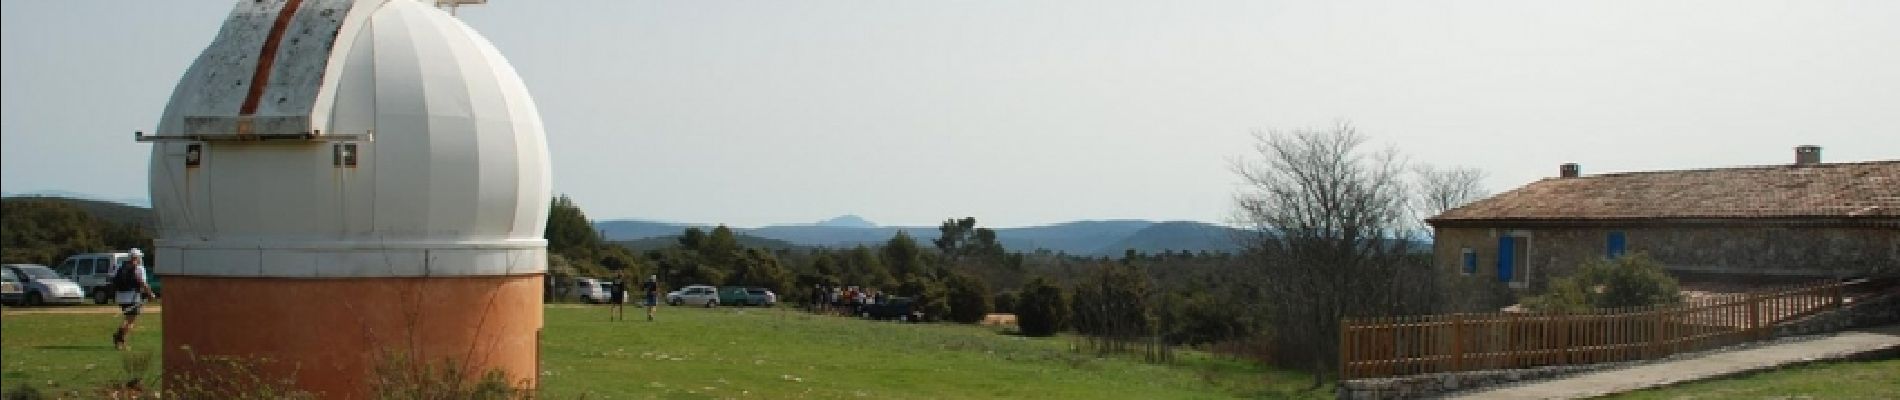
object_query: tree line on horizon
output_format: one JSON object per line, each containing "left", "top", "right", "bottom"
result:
{"left": 0, "top": 198, "right": 154, "bottom": 267}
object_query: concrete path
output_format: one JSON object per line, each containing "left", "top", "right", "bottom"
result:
{"left": 1452, "top": 324, "right": 1900, "bottom": 399}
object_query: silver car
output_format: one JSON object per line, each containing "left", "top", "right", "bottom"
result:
{"left": 2, "top": 264, "right": 86, "bottom": 306}
{"left": 667, "top": 285, "right": 719, "bottom": 307}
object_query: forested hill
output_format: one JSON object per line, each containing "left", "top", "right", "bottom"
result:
{"left": 0, "top": 196, "right": 154, "bottom": 266}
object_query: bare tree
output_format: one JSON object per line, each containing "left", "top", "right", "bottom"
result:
{"left": 1231, "top": 122, "right": 1436, "bottom": 386}
{"left": 1412, "top": 164, "right": 1489, "bottom": 235}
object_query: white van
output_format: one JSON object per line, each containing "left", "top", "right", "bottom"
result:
{"left": 573, "top": 277, "right": 611, "bottom": 304}
{"left": 54, "top": 252, "right": 134, "bottom": 304}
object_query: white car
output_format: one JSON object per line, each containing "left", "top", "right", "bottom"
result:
{"left": 573, "top": 278, "right": 611, "bottom": 304}
{"left": 667, "top": 285, "right": 719, "bottom": 307}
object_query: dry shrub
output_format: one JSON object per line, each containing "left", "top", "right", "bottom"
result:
{"left": 368, "top": 351, "right": 528, "bottom": 400}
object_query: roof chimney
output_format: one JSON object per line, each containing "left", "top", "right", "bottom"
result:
{"left": 1795, "top": 145, "right": 1821, "bottom": 165}
{"left": 1560, "top": 163, "right": 1580, "bottom": 178}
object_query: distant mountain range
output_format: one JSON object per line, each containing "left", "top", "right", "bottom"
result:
{"left": 3, "top": 192, "right": 1249, "bottom": 256}
{"left": 1, "top": 191, "right": 149, "bottom": 208}
{"left": 596, "top": 217, "right": 1246, "bottom": 256}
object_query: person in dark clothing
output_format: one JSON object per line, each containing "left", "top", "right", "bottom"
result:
{"left": 609, "top": 275, "right": 627, "bottom": 321}
{"left": 109, "top": 249, "right": 157, "bottom": 350}
{"left": 642, "top": 275, "right": 660, "bottom": 321}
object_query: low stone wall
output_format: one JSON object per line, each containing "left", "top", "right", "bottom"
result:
{"left": 1337, "top": 364, "right": 1617, "bottom": 400}
{"left": 1776, "top": 290, "right": 1900, "bottom": 337}
{"left": 1337, "top": 287, "right": 1900, "bottom": 400}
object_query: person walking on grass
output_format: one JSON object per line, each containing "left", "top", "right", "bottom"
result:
{"left": 609, "top": 273, "right": 628, "bottom": 321}
{"left": 109, "top": 248, "right": 157, "bottom": 350}
{"left": 642, "top": 275, "right": 661, "bottom": 321}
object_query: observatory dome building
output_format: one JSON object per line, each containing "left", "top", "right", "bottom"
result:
{"left": 142, "top": 0, "right": 549, "bottom": 394}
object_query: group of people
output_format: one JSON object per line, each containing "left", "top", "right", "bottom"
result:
{"left": 810, "top": 284, "right": 888, "bottom": 315}
{"left": 606, "top": 274, "right": 661, "bottom": 322}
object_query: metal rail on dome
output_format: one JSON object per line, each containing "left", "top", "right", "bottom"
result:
{"left": 134, "top": 130, "right": 374, "bottom": 143}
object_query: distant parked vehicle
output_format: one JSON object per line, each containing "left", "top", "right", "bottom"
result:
{"left": 668, "top": 285, "right": 719, "bottom": 307}
{"left": 573, "top": 278, "right": 611, "bottom": 304}
{"left": 744, "top": 288, "right": 777, "bottom": 307}
{"left": 860, "top": 296, "right": 921, "bottom": 322}
{"left": 1, "top": 268, "right": 23, "bottom": 305}
{"left": 715, "top": 286, "right": 778, "bottom": 307}
{"left": 2, "top": 264, "right": 86, "bottom": 306}
{"left": 53, "top": 251, "right": 160, "bottom": 304}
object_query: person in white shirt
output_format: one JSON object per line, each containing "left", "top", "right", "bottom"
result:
{"left": 108, "top": 248, "right": 157, "bottom": 350}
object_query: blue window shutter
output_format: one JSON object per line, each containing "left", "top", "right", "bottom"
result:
{"left": 1607, "top": 231, "right": 1626, "bottom": 258}
{"left": 1497, "top": 236, "right": 1515, "bottom": 283}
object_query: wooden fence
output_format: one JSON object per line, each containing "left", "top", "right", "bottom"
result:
{"left": 1340, "top": 280, "right": 1849, "bottom": 380}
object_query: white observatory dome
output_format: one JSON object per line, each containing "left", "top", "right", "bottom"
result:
{"left": 147, "top": 0, "right": 550, "bottom": 277}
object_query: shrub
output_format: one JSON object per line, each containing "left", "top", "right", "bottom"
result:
{"left": 164, "top": 349, "right": 316, "bottom": 400}
{"left": 898, "top": 276, "right": 950, "bottom": 322}
{"left": 3, "top": 384, "right": 43, "bottom": 400}
{"left": 992, "top": 290, "right": 1020, "bottom": 317}
{"left": 369, "top": 351, "right": 524, "bottom": 400}
{"left": 944, "top": 273, "right": 994, "bottom": 324}
{"left": 1526, "top": 253, "right": 1682, "bottom": 312}
{"left": 1015, "top": 277, "right": 1070, "bottom": 336}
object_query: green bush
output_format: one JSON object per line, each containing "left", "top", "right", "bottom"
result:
{"left": 1526, "top": 253, "right": 1682, "bottom": 312}
{"left": 992, "top": 290, "right": 1020, "bottom": 317}
{"left": 898, "top": 276, "right": 950, "bottom": 322}
{"left": 944, "top": 273, "right": 993, "bottom": 324}
{"left": 1015, "top": 277, "right": 1071, "bottom": 336}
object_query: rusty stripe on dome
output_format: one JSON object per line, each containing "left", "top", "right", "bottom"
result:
{"left": 239, "top": 0, "right": 306, "bottom": 116}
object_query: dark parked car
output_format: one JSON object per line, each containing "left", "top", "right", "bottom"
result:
{"left": 859, "top": 296, "right": 921, "bottom": 322}
{"left": 716, "top": 286, "right": 777, "bottom": 307}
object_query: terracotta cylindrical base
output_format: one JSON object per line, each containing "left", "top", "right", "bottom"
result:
{"left": 161, "top": 275, "right": 542, "bottom": 399}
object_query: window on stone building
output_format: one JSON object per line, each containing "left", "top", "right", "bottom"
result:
{"left": 1498, "top": 234, "right": 1530, "bottom": 288}
{"left": 1607, "top": 231, "right": 1626, "bottom": 259}
{"left": 1461, "top": 248, "right": 1477, "bottom": 275}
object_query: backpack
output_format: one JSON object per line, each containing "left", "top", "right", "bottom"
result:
{"left": 112, "top": 263, "right": 141, "bottom": 292}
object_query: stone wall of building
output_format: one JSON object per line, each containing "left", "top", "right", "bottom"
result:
{"left": 1433, "top": 225, "right": 1900, "bottom": 290}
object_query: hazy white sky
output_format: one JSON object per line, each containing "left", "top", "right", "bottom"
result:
{"left": 4, "top": 0, "right": 1896, "bottom": 228}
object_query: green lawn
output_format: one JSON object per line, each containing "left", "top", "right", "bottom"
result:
{"left": 4, "top": 305, "right": 1329, "bottom": 399}
{"left": 1603, "top": 357, "right": 1900, "bottom": 400}
{"left": 0, "top": 306, "right": 164, "bottom": 396}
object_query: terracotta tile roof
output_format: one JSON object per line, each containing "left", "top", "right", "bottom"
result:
{"left": 1430, "top": 160, "right": 1900, "bottom": 224}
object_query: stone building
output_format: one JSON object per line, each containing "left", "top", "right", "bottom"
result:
{"left": 1428, "top": 146, "right": 1898, "bottom": 289}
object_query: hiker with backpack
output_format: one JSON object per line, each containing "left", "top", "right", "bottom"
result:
{"left": 109, "top": 248, "right": 157, "bottom": 350}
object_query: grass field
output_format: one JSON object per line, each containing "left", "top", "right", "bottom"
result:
{"left": 1602, "top": 357, "right": 1900, "bottom": 400}
{"left": 3, "top": 304, "right": 1331, "bottom": 399}
{"left": 1, "top": 306, "right": 166, "bottom": 396}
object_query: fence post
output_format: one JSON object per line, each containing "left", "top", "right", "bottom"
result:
{"left": 1748, "top": 292, "right": 1763, "bottom": 340}
{"left": 1833, "top": 282, "right": 1845, "bottom": 310}
{"left": 1506, "top": 312, "right": 1520, "bottom": 369}
{"left": 1339, "top": 317, "right": 1350, "bottom": 380}
{"left": 1558, "top": 311, "right": 1571, "bottom": 365}
{"left": 1451, "top": 313, "right": 1466, "bottom": 371}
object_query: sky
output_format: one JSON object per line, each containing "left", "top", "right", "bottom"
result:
{"left": 3, "top": 0, "right": 1896, "bottom": 228}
